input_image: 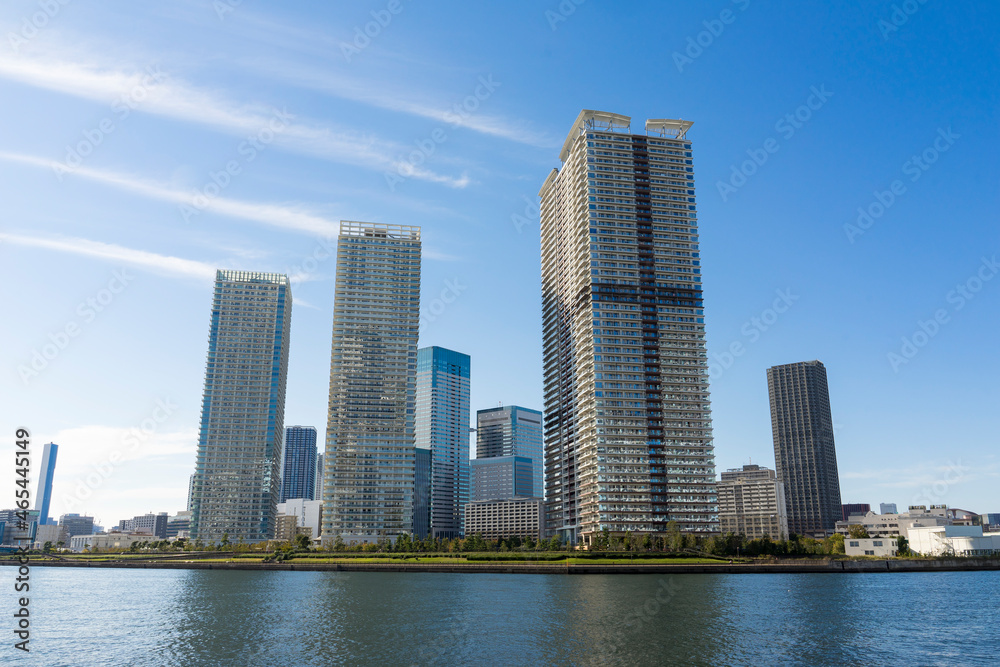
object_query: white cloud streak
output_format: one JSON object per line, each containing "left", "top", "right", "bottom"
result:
{"left": 0, "top": 150, "right": 341, "bottom": 237}
{"left": 0, "top": 53, "right": 470, "bottom": 187}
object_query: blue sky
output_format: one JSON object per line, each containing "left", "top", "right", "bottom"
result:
{"left": 1, "top": 0, "right": 997, "bottom": 528}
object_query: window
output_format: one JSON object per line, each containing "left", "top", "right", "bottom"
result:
{"left": 849, "top": 541, "right": 859, "bottom": 547}
{"left": 873, "top": 541, "right": 883, "bottom": 547}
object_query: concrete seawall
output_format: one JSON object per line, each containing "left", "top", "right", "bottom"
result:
{"left": 4, "top": 558, "right": 999, "bottom": 575}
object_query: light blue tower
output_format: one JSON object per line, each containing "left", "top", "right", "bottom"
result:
{"left": 35, "top": 442, "right": 58, "bottom": 525}
{"left": 415, "top": 346, "right": 471, "bottom": 538}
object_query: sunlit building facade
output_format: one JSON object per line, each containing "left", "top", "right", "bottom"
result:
{"left": 190, "top": 270, "right": 292, "bottom": 543}
{"left": 322, "top": 222, "right": 421, "bottom": 544}
{"left": 540, "top": 110, "right": 717, "bottom": 546}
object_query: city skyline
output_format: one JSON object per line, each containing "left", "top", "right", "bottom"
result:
{"left": 2, "top": 2, "right": 998, "bottom": 526}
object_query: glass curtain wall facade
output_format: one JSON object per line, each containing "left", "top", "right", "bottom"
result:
{"left": 323, "top": 222, "right": 421, "bottom": 544}
{"left": 416, "top": 346, "right": 470, "bottom": 539}
{"left": 767, "top": 360, "right": 843, "bottom": 537}
{"left": 476, "top": 406, "right": 543, "bottom": 498}
{"left": 35, "top": 442, "right": 58, "bottom": 525}
{"left": 190, "top": 270, "right": 292, "bottom": 543}
{"left": 280, "top": 426, "right": 317, "bottom": 502}
{"left": 540, "top": 110, "right": 717, "bottom": 546}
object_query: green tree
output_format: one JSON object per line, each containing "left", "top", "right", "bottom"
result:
{"left": 847, "top": 524, "right": 870, "bottom": 539}
{"left": 42, "top": 541, "right": 52, "bottom": 553}
{"left": 896, "top": 535, "right": 909, "bottom": 556}
{"left": 825, "top": 533, "right": 845, "bottom": 555}
{"left": 666, "top": 521, "right": 683, "bottom": 552}
{"left": 294, "top": 533, "right": 311, "bottom": 551}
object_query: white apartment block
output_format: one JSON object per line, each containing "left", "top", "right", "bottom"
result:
{"left": 465, "top": 498, "right": 545, "bottom": 541}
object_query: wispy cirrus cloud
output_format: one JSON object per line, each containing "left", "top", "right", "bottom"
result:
{"left": 0, "top": 232, "right": 219, "bottom": 281}
{"left": 245, "top": 60, "right": 556, "bottom": 148}
{"left": 0, "top": 51, "right": 470, "bottom": 187}
{"left": 0, "top": 150, "right": 341, "bottom": 236}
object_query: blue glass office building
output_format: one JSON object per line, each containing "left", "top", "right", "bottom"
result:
{"left": 416, "top": 346, "right": 471, "bottom": 538}
{"left": 280, "top": 426, "right": 317, "bottom": 502}
{"left": 35, "top": 442, "right": 58, "bottom": 525}
{"left": 190, "top": 270, "right": 292, "bottom": 543}
{"left": 476, "top": 406, "right": 543, "bottom": 498}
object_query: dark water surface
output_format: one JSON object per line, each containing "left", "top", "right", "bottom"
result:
{"left": 13, "top": 567, "right": 999, "bottom": 665}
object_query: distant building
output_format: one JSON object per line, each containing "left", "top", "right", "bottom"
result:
{"left": 717, "top": 465, "right": 788, "bottom": 541}
{"left": 35, "top": 442, "right": 58, "bottom": 525}
{"left": 983, "top": 513, "right": 1000, "bottom": 530}
{"left": 836, "top": 506, "right": 951, "bottom": 539}
{"left": 907, "top": 525, "right": 1000, "bottom": 557}
{"left": 274, "top": 514, "right": 311, "bottom": 542}
{"left": 0, "top": 509, "right": 40, "bottom": 545}
{"left": 842, "top": 503, "right": 872, "bottom": 522}
{"left": 476, "top": 406, "right": 543, "bottom": 498}
{"left": 70, "top": 532, "right": 155, "bottom": 553}
{"left": 276, "top": 499, "right": 322, "bottom": 539}
{"left": 946, "top": 508, "right": 979, "bottom": 526}
{"left": 280, "top": 426, "right": 317, "bottom": 502}
{"left": 33, "top": 523, "right": 67, "bottom": 549}
{"left": 190, "top": 270, "right": 292, "bottom": 543}
{"left": 117, "top": 513, "right": 168, "bottom": 540}
{"left": 314, "top": 453, "right": 325, "bottom": 505}
{"left": 879, "top": 503, "right": 898, "bottom": 515}
{"left": 845, "top": 537, "right": 898, "bottom": 558}
{"left": 465, "top": 498, "right": 545, "bottom": 541}
{"left": 166, "top": 512, "right": 191, "bottom": 539}
{"left": 470, "top": 456, "right": 534, "bottom": 502}
{"left": 59, "top": 514, "right": 95, "bottom": 538}
{"left": 413, "top": 448, "right": 431, "bottom": 539}
{"left": 416, "top": 346, "right": 471, "bottom": 539}
{"left": 187, "top": 474, "right": 194, "bottom": 512}
{"left": 768, "top": 360, "right": 843, "bottom": 537}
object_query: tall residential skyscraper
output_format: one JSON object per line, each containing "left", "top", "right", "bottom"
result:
{"left": 767, "top": 360, "right": 843, "bottom": 537}
{"left": 280, "top": 426, "right": 318, "bottom": 502}
{"left": 540, "top": 110, "right": 717, "bottom": 546}
{"left": 416, "top": 347, "right": 470, "bottom": 539}
{"left": 190, "top": 270, "right": 292, "bottom": 543}
{"left": 322, "top": 222, "right": 421, "bottom": 545}
{"left": 476, "top": 406, "right": 543, "bottom": 497}
{"left": 35, "top": 442, "right": 58, "bottom": 525}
